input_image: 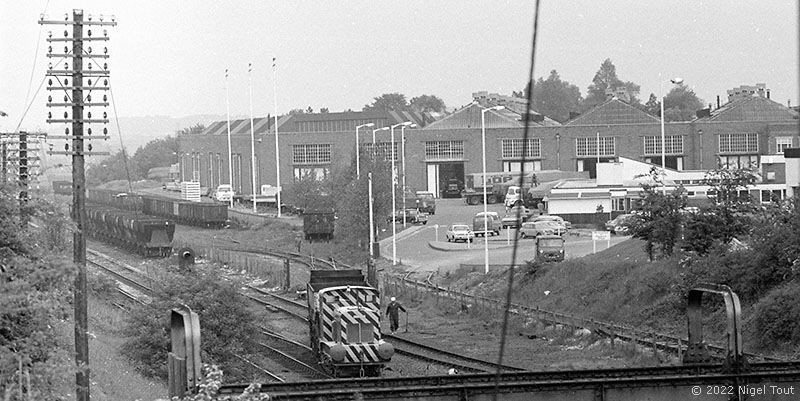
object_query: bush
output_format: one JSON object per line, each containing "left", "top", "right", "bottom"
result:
{"left": 121, "top": 270, "right": 261, "bottom": 381}
{"left": 752, "top": 283, "right": 800, "bottom": 348}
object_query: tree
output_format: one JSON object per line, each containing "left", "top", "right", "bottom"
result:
{"left": 629, "top": 166, "right": 687, "bottom": 260}
{"left": 663, "top": 84, "right": 704, "bottom": 122}
{"left": 527, "top": 70, "right": 582, "bottom": 123}
{"left": 320, "top": 107, "right": 330, "bottom": 113}
{"left": 643, "top": 93, "right": 660, "bottom": 116}
{"left": 363, "top": 93, "right": 408, "bottom": 112}
{"left": 409, "top": 94, "right": 446, "bottom": 113}
{"left": 583, "top": 59, "right": 641, "bottom": 109}
{"left": 682, "top": 166, "right": 760, "bottom": 255}
{"left": 132, "top": 135, "right": 181, "bottom": 178}
{"left": 288, "top": 108, "right": 305, "bottom": 115}
{"left": 306, "top": 106, "right": 314, "bottom": 114}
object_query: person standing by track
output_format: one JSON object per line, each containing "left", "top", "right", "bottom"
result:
{"left": 385, "top": 297, "right": 406, "bottom": 334}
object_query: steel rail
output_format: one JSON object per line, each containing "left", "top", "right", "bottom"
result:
{"left": 247, "top": 286, "right": 527, "bottom": 374}
{"left": 393, "top": 275, "right": 784, "bottom": 362}
{"left": 216, "top": 361, "right": 800, "bottom": 396}
{"left": 232, "top": 353, "right": 284, "bottom": 383}
{"left": 257, "top": 342, "right": 331, "bottom": 380}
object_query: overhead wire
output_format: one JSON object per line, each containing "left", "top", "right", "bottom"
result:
{"left": 19, "top": 0, "right": 51, "bottom": 124}
{"left": 493, "top": 0, "right": 541, "bottom": 398}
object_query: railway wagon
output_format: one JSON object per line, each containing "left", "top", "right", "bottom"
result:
{"left": 52, "top": 180, "right": 72, "bottom": 195}
{"left": 85, "top": 205, "right": 175, "bottom": 257}
{"left": 307, "top": 269, "right": 394, "bottom": 377}
{"left": 86, "top": 188, "right": 143, "bottom": 212}
{"left": 141, "top": 196, "right": 228, "bottom": 228}
{"left": 303, "top": 209, "right": 335, "bottom": 241}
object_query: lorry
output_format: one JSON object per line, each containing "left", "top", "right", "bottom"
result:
{"left": 461, "top": 171, "right": 519, "bottom": 205}
{"left": 402, "top": 190, "right": 436, "bottom": 215}
{"left": 502, "top": 170, "right": 591, "bottom": 208}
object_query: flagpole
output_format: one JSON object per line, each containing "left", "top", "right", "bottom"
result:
{"left": 273, "top": 57, "right": 282, "bottom": 217}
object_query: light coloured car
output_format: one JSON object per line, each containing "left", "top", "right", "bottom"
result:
{"left": 531, "top": 214, "right": 571, "bottom": 230}
{"left": 214, "top": 184, "right": 235, "bottom": 202}
{"left": 519, "top": 220, "right": 566, "bottom": 238}
{"left": 605, "top": 214, "right": 637, "bottom": 235}
{"left": 446, "top": 223, "right": 475, "bottom": 243}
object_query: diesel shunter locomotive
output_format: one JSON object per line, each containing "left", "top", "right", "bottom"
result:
{"left": 306, "top": 269, "right": 394, "bottom": 377}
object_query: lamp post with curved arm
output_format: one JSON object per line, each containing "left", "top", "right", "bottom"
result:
{"left": 390, "top": 121, "right": 413, "bottom": 265}
{"left": 400, "top": 123, "right": 417, "bottom": 227}
{"left": 660, "top": 77, "right": 683, "bottom": 194}
{"left": 481, "top": 106, "right": 504, "bottom": 274}
{"left": 355, "top": 123, "right": 375, "bottom": 179}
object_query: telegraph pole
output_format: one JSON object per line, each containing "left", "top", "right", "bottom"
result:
{"left": 40, "top": 10, "right": 115, "bottom": 401}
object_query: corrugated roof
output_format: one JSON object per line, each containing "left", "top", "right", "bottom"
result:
{"left": 566, "top": 98, "right": 660, "bottom": 125}
{"left": 694, "top": 95, "right": 798, "bottom": 122}
{"left": 423, "top": 102, "right": 558, "bottom": 130}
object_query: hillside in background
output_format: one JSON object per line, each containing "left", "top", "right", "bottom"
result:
{"left": 42, "top": 114, "right": 240, "bottom": 168}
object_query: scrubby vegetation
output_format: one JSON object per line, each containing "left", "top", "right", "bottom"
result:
{"left": 0, "top": 187, "right": 75, "bottom": 399}
{"left": 121, "top": 267, "right": 261, "bottom": 381}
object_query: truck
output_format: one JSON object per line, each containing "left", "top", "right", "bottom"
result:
{"left": 402, "top": 190, "right": 436, "bottom": 215}
{"left": 502, "top": 170, "right": 591, "bottom": 208}
{"left": 461, "top": 171, "right": 519, "bottom": 205}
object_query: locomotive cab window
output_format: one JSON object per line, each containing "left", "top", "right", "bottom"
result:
{"left": 346, "top": 323, "right": 375, "bottom": 343}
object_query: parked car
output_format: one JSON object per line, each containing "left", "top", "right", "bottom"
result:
{"left": 605, "top": 214, "right": 637, "bottom": 235}
{"left": 387, "top": 209, "right": 429, "bottom": 225}
{"left": 519, "top": 220, "right": 566, "bottom": 238}
{"left": 472, "top": 211, "right": 501, "bottom": 236}
{"left": 531, "top": 214, "right": 571, "bottom": 230}
{"left": 446, "top": 223, "right": 474, "bottom": 243}
{"left": 501, "top": 206, "right": 534, "bottom": 228}
{"left": 213, "top": 184, "right": 235, "bottom": 202}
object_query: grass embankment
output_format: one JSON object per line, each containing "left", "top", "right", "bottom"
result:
{"left": 438, "top": 238, "right": 797, "bottom": 357}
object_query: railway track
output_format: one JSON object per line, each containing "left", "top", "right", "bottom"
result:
{"left": 390, "top": 275, "right": 785, "bottom": 363}
{"left": 87, "top": 248, "right": 154, "bottom": 297}
{"left": 246, "top": 285, "right": 525, "bottom": 374}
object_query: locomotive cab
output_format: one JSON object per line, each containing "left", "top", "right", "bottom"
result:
{"left": 307, "top": 270, "right": 394, "bottom": 377}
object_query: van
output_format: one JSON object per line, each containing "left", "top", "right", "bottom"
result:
{"left": 414, "top": 191, "right": 436, "bottom": 215}
{"left": 505, "top": 185, "right": 522, "bottom": 207}
{"left": 214, "top": 184, "right": 234, "bottom": 202}
{"left": 472, "top": 211, "right": 501, "bottom": 237}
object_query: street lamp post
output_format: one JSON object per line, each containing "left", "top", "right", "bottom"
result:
{"left": 248, "top": 63, "right": 257, "bottom": 213}
{"left": 368, "top": 172, "right": 375, "bottom": 258}
{"left": 273, "top": 57, "right": 282, "bottom": 217}
{"left": 355, "top": 123, "right": 375, "bottom": 179}
{"left": 390, "top": 121, "right": 413, "bottom": 266}
{"left": 225, "top": 69, "right": 234, "bottom": 208}
{"left": 660, "top": 77, "right": 684, "bottom": 194}
{"left": 480, "top": 106, "right": 504, "bottom": 274}
{"left": 401, "top": 123, "right": 417, "bottom": 227}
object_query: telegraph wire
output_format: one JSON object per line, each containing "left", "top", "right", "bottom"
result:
{"left": 19, "top": 0, "right": 51, "bottom": 125}
{"left": 493, "top": 0, "right": 541, "bottom": 398}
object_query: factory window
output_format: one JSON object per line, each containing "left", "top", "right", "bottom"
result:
{"left": 719, "top": 133, "right": 758, "bottom": 154}
{"left": 424, "top": 141, "right": 464, "bottom": 161}
{"left": 643, "top": 135, "right": 683, "bottom": 155}
{"left": 208, "top": 152, "right": 214, "bottom": 187}
{"left": 292, "top": 143, "right": 331, "bottom": 164}
{"left": 293, "top": 167, "right": 329, "bottom": 181}
{"left": 776, "top": 137, "right": 794, "bottom": 154}
{"left": 501, "top": 138, "right": 541, "bottom": 159}
{"left": 502, "top": 161, "right": 540, "bottom": 172}
{"left": 575, "top": 137, "right": 615, "bottom": 157}
{"left": 718, "top": 154, "right": 759, "bottom": 169}
{"left": 216, "top": 153, "right": 222, "bottom": 187}
{"left": 362, "top": 142, "right": 398, "bottom": 161}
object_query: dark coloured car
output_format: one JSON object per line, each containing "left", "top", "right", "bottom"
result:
{"left": 444, "top": 179, "right": 463, "bottom": 198}
{"left": 535, "top": 234, "right": 565, "bottom": 262}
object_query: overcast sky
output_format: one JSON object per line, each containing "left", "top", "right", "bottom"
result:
{"left": 1, "top": 1, "right": 798, "bottom": 133}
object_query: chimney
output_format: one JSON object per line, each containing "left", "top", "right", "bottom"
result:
{"left": 767, "top": 89, "right": 771, "bottom": 99}
{"left": 717, "top": 95, "right": 720, "bottom": 109}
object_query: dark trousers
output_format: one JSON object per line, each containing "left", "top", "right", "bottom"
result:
{"left": 389, "top": 315, "right": 400, "bottom": 332}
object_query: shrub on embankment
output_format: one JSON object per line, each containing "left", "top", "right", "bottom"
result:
{"left": 121, "top": 268, "right": 260, "bottom": 381}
